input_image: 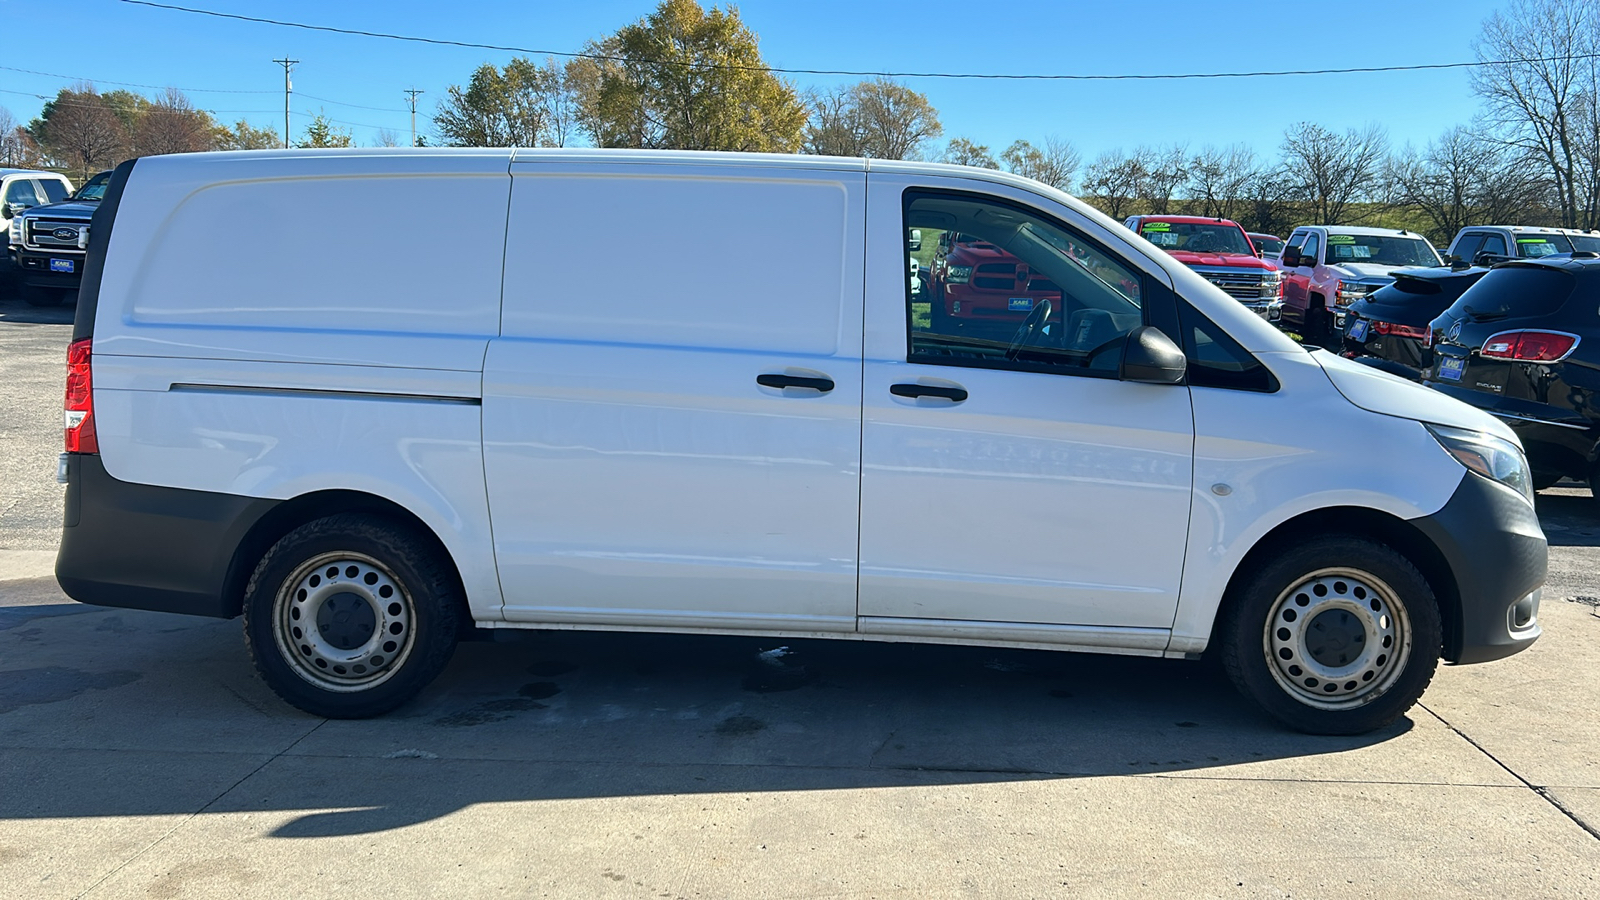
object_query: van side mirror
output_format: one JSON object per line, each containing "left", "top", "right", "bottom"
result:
{"left": 1120, "top": 326, "right": 1187, "bottom": 385}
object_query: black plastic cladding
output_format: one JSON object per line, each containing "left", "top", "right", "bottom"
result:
{"left": 72, "top": 158, "right": 137, "bottom": 342}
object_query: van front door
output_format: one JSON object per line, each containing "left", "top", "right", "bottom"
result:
{"left": 483, "top": 160, "right": 866, "bottom": 632}
{"left": 856, "top": 179, "right": 1195, "bottom": 646}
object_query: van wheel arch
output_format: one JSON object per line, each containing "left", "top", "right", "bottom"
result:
{"left": 1210, "top": 507, "right": 1463, "bottom": 662}
{"left": 221, "top": 490, "right": 470, "bottom": 632}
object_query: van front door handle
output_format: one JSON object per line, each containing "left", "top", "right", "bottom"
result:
{"left": 890, "top": 383, "right": 968, "bottom": 402}
{"left": 757, "top": 373, "right": 835, "bottom": 393}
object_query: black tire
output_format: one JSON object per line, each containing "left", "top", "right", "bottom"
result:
{"left": 243, "top": 513, "right": 462, "bottom": 718}
{"left": 1303, "top": 305, "right": 1332, "bottom": 348}
{"left": 1532, "top": 469, "right": 1562, "bottom": 493}
{"left": 929, "top": 284, "right": 949, "bottom": 333}
{"left": 1220, "top": 534, "right": 1442, "bottom": 735}
{"left": 22, "top": 286, "right": 61, "bottom": 307}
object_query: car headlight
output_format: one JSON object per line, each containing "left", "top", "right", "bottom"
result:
{"left": 945, "top": 264, "right": 972, "bottom": 284}
{"left": 1426, "top": 424, "right": 1534, "bottom": 504}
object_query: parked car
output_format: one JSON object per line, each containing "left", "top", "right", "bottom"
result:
{"left": 9, "top": 170, "right": 111, "bottom": 307}
{"left": 1249, "top": 232, "right": 1285, "bottom": 261}
{"left": 1563, "top": 229, "right": 1600, "bottom": 254}
{"left": 1, "top": 168, "right": 72, "bottom": 296}
{"left": 1279, "top": 226, "right": 1442, "bottom": 345}
{"left": 1445, "top": 225, "right": 1577, "bottom": 265}
{"left": 1124, "top": 215, "right": 1283, "bottom": 321}
{"left": 55, "top": 150, "right": 1544, "bottom": 735}
{"left": 1423, "top": 256, "right": 1600, "bottom": 494}
{"left": 1341, "top": 265, "right": 1490, "bottom": 380}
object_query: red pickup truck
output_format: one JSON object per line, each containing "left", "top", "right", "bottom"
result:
{"left": 926, "top": 231, "right": 1065, "bottom": 331}
{"left": 1123, "top": 215, "right": 1283, "bottom": 321}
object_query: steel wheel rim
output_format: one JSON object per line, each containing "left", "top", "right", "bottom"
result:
{"left": 1263, "top": 567, "right": 1412, "bottom": 710}
{"left": 272, "top": 551, "right": 416, "bottom": 693}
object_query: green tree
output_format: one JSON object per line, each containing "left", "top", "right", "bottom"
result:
{"left": 298, "top": 112, "right": 353, "bottom": 149}
{"left": 216, "top": 118, "right": 280, "bottom": 151}
{"left": 572, "top": 0, "right": 806, "bottom": 152}
{"left": 435, "top": 56, "right": 576, "bottom": 147}
{"left": 31, "top": 86, "right": 130, "bottom": 180}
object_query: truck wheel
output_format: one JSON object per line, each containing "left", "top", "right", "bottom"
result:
{"left": 1220, "top": 535, "right": 1442, "bottom": 735}
{"left": 243, "top": 514, "right": 461, "bottom": 718}
{"left": 22, "top": 286, "right": 61, "bottom": 307}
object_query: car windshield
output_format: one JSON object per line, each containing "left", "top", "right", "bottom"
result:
{"left": 72, "top": 173, "right": 111, "bottom": 202}
{"left": 1137, "top": 221, "right": 1255, "bottom": 255}
{"left": 1511, "top": 233, "right": 1574, "bottom": 257}
{"left": 1324, "top": 234, "right": 1439, "bottom": 267}
{"left": 1569, "top": 234, "right": 1600, "bottom": 253}
{"left": 1253, "top": 237, "right": 1285, "bottom": 255}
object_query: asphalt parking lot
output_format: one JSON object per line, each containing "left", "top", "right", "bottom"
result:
{"left": 3, "top": 292, "right": 1600, "bottom": 898}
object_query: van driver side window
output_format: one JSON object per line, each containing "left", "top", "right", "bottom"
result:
{"left": 907, "top": 191, "right": 1145, "bottom": 377}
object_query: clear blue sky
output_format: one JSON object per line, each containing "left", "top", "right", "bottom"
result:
{"left": 2, "top": 0, "right": 1508, "bottom": 163}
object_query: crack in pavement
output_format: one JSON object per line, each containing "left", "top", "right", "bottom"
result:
{"left": 1420, "top": 701, "right": 1600, "bottom": 841}
{"left": 71, "top": 718, "right": 331, "bottom": 899}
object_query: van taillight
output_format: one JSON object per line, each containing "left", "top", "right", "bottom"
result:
{"left": 64, "top": 338, "right": 97, "bottom": 453}
{"left": 1480, "top": 330, "right": 1580, "bottom": 363}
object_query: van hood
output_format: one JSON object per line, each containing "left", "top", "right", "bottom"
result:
{"left": 1312, "top": 349, "right": 1519, "bottom": 443}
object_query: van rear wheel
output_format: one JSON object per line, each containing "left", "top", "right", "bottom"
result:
{"left": 243, "top": 514, "right": 461, "bottom": 718}
{"left": 1220, "top": 535, "right": 1441, "bottom": 735}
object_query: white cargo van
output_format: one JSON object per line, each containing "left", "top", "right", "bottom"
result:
{"left": 56, "top": 149, "right": 1546, "bottom": 734}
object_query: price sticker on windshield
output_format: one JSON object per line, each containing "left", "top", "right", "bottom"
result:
{"left": 1141, "top": 223, "right": 1171, "bottom": 232}
{"left": 1328, "top": 235, "right": 1357, "bottom": 244}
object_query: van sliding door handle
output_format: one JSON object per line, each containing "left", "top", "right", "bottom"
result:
{"left": 757, "top": 374, "right": 835, "bottom": 393}
{"left": 890, "top": 383, "right": 968, "bottom": 402}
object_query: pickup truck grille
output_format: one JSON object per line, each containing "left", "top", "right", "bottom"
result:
{"left": 1191, "top": 266, "right": 1272, "bottom": 300}
{"left": 24, "top": 218, "right": 89, "bottom": 253}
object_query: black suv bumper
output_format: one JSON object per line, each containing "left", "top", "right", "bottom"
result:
{"left": 11, "top": 247, "right": 86, "bottom": 291}
{"left": 1411, "top": 471, "right": 1545, "bottom": 664}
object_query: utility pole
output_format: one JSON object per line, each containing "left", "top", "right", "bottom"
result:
{"left": 403, "top": 88, "right": 424, "bottom": 148}
{"left": 273, "top": 57, "right": 299, "bottom": 149}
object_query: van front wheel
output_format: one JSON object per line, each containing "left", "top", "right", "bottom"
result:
{"left": 1220, "top": 535, "right": 1441, "bottom": 735}
{"left": 243, "top": 514, "right": 461, "bottom": 718}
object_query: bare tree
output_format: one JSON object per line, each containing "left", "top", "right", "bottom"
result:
{"left": 1472, "top": 0, "right": 1594, "bottom": 227}
{"left": 1388, "top": 127, "right": 1553, "bottom": 242}
{"left": 1000, "top": 136, "right": 1079, "bottom": 190}
{"left": 135, "top": 88, "right": 214, "bottom": 156}
{"left": 1187, "top": 144, "right": 1259, "bottom": 221}
{"left": 1081, "top": 149, "right": 1145, "bottom": 220}
{"left": 941, "top": 137, "right": 999, "bottom": 169}
{"left": 0, "top": 107, "right": 34, "bottom": 167}
{"left": 39, "top": 86, "right": 129, "bottom": 181}
{"left": 373, "top": 128, "right": 403, "bottom": 148}
{"left": 1280, "top": 122, "right": 1388, "bottom": 224}
{"left": 1135, "top": 144, "right": 1189, "bottom": 214}
{"left": 802, "top": 78, "right": 940, "bottom": 160}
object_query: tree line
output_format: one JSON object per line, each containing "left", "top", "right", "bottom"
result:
{"left": 4, "top": 0, "right": 1598, "bottom": 244}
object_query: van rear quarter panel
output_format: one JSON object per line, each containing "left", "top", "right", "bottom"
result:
{"left": 91, "top": 151, "right": 513, "bottom": 619}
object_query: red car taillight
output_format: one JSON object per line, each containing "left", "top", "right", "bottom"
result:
{"left": 64, "top": 338, "right": 97, "bottom": 454}
{"left": 1374, "top": 322, "right": 1430, "bottom": 340}
{"left": 1479, "top": 329, "right": 1580, "bottom": 363}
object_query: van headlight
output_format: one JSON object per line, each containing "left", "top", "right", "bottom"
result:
{"left": 1426, "top": 424, "right": 1534, "bottom": 504}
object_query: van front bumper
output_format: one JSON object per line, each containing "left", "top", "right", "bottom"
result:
{"left": 1410, "top": 471, "right": 1546, "bottom": 664}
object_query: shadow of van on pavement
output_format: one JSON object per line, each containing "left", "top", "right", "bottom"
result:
{"left": 0, "top": 597, "right": 1408, "bottom": 838}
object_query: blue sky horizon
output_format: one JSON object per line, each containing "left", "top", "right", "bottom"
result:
{"left": 3, "top": 0, "right": 1511, "bottom": 166}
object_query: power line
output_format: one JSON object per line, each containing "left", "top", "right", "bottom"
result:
{"left": 116, "top": 0, "right": 1600, "bottom": 82}
{"left": 0, "top": 64, "right": 275, "bottom": 93}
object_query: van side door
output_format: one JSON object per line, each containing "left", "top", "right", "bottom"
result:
{"left": 483, "top": 158, "right": 867, "bottom": 632}
{"left": 856, "top": 175, "right": 1195, "bottom": 643}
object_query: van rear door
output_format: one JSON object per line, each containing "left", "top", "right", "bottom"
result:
{"left": 484, "top": 155, "right": 867, "bottom": 632}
